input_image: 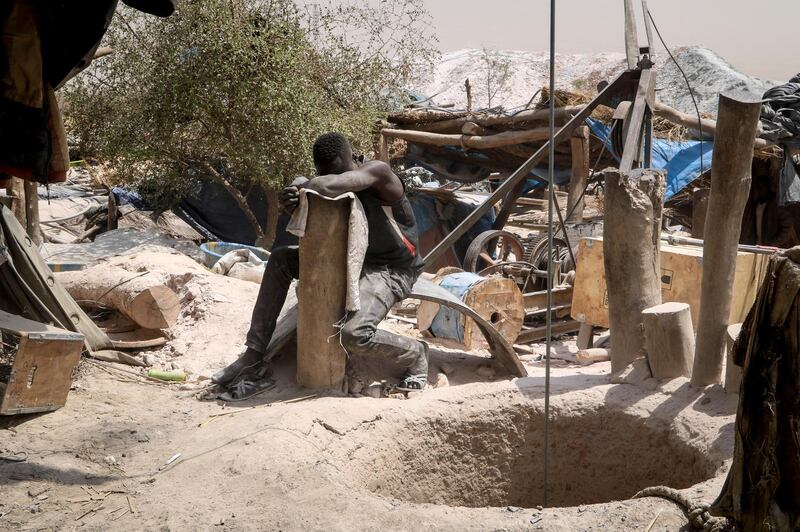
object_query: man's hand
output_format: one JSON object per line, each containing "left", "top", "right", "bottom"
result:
{"left": 280, "top": 177, "right": 309, "bottom": 214}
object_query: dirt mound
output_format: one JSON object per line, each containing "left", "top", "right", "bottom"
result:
{"left": 415, "top": 46, "right": 777, "bottom": 117}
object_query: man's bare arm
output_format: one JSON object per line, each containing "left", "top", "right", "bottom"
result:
{"left": 305, "top": 161, "right": 404, "bottom": 202}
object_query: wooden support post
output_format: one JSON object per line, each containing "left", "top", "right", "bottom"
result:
{"left": 23, "top": 179, "right": 41, "bottom": 246}
{"left": 691, "top": 93, "right": 762, "bottom": 387}
{"left": 296, "top": 195, "right": 349, "bottom": 390}
{"left": 724, "top": 323, "right": 742, "bottom": 393}
{"left": 602, "top": 167, "right": 665, "bottom": 373}
{"left": 7, "top": 177, "right": 26, "bottom": 228}
{"left": 642, "top": 302, "right": 694, "bottom": 379}
{"left": 576, "top": 322, "right": 594, "bottom": 350}
{"left": 567, "top": 126, "right": 589, "bottom": 222}
{"left": 691, "top": 188, "right": 710, "bottom": 239}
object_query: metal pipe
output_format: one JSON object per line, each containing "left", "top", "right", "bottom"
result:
{"left": 660, "top": 234, "right": 779, "bottom": 255}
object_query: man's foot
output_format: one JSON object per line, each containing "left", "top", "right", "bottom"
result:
{"left": 218, "top": 375, "right": 276, "bottom": 402}
{"left": 396, "top": 341, "right": 429, "bottom": 392}
{"left": 211, "top": 348, "right": 263, "bottom": 386}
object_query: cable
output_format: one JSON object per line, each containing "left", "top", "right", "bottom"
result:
{"left": 543, "top": 0, "right": 555, "bottom": 509}
{"left": 646, "top": 9, "right": 706, "bottom": 176}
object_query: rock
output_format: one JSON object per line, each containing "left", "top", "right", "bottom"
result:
{"left": 435, "top": 373, "right": 449, "bottom": 388}
{"left": 387, "top": 393, "right": 406, "bottom": 400}
{"left": 142, "top": 354, "right": 156, "bottom": 367}
{"left": 104, "top": 455, "right": 117, "bottom": 465}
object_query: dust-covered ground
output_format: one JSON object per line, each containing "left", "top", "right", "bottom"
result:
{"left": 1, "top": 246, "right": 739, "bottom": 531}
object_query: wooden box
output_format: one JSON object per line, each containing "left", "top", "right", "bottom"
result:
{"left": 571, "top": 237, "right": 769, "bottom": 329}
{"left": 0, "top": 310, "right": 84, "bottom": 415}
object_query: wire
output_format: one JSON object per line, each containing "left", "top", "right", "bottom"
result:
{"left": 543, "top": 0, "right": 556, "bottom": 509}
{"left": 646, "top": 9, "right": 706, "bottom": 176}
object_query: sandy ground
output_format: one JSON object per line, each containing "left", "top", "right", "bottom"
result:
{"left": 1, "top": 246, "right": 740, "bottom": 531}
{"left": 0, "top": 345, "right": 738, "bottom": 531}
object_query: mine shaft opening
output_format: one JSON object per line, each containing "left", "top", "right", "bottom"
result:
{"left": 353, "top": 404, "right": 718, "bottom": 508}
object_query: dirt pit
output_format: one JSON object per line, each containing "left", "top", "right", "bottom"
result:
{"left": 352, "top": 403, "right": 718, "bottom": 509}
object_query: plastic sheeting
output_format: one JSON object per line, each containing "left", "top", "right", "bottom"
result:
{"left": 586, "top": 118, "right": 714, "bottom": 200}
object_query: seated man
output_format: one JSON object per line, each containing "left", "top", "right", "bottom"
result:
{"left": 214, "top": 132, "right": 428, "bottom": 397}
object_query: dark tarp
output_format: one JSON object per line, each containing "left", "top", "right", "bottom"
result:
{"left": 711, "top": 247, "right": 800, "bottom": 531}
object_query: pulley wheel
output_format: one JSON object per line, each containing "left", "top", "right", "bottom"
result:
{"left": 464, "top": 230, "right": 525, "bottom": 273}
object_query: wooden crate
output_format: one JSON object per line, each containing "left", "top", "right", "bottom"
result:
{"left": 0, "top": 310, "right": 84, "bottom": 415}
{"left": 570, "top": 237, "right": 769, "bottom": 329}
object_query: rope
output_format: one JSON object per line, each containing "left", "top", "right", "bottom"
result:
{"left": 634, "top": 486, "right": 735, "bottom": 532}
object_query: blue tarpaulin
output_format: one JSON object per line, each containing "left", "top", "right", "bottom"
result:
{"left": 586, "top": 118, "right": 713, "bottom": 200}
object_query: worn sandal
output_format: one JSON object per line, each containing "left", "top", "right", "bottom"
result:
{"left": 218, "top": 376, "right": 276, "bottom": 402}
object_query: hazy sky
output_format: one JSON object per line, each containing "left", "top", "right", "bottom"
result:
{"left": 421, "top": 0, "right": 797, "bottom": 81}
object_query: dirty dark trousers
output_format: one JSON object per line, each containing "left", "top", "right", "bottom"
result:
{"left": 246, "top": 246, "right": 427, "bottom": 374}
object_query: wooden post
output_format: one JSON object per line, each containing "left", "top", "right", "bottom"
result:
{"left": 691, "top": 188, "right": 710, "bottom": 239}
{"left": 567, "top": 126, "right": 589, "bottom": 222}
{"left": 691, "top": 93, "right": 762, "bottom": 387}
{"left": 23, "top": 179, "right": 41, "bottom": 246}
{"left": 642, "top": 302, "right": 694, "bottom": 379}
{"left": 296, "top": 195, "right": 349, "bottom": 390}
{"left": 724, "top": 323, "right": 742, "bottom": 393}
{"left": 602, "top": 167, "right": 665, "bottom": 373}
{"left": 7, "top": 177, "right": 26, "bottom": 228}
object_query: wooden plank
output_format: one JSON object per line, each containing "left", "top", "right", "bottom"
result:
{"left": 523, "top": 286, "right": 572, "bottom": 311}
{"left": 296, "top": 195, "right": 348, "bottom": 390}
{"left": 570, "top": 237, "right": 770, "bottom": 330}
{"left": 517, "top": 320, "right": 581, "bottom": 344}
{"left": 623, "top": 0, "right": 640, "bottom": 69}
{"left": 23, "top": 179, "right": 41, "bottom": 246}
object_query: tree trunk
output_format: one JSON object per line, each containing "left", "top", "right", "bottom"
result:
{"left": 602, "top": 167, "right": 666, "bottom": 373}
{"left": 201, "top": 162, "right": 265, "bottom": 245}
{"left": 57, "top": 266, "right": 180, "bottom": 330}
{"left": 256, "top": 185, "right": 279, "bottom": 250}
{"left": 692, "top": 93, "right": 762, "bottom": 387}
{"left": 642, "top": 301, "right": 694, "bottom": 379}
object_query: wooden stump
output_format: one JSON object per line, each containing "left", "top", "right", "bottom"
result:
{"left": 602, "top": 167, "right": 666, "bottom": 373}
{"left": 57, "top": 266, "right": 180, "bottom": 330}
{"left": 692, "top": 93, "right": 762, "bottom": 387}
{"left": 296, "top": 195, "right": 349, "bottom": 390}
{"left": 642, "top": 302, "right": 694, "bottom": 379}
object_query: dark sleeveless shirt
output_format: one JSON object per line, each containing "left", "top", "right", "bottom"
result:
{"left": 356, "top": 189, "right": 424, "bottom": 272}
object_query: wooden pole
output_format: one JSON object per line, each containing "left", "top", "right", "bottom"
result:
{"left": 23, "top": 179, "right": 41, "bottom": 246}
{"left": 7, "top": 177, "right": 26, "bottom": 228}
{"left": 691, "top": 188, "right": 710, "bottom": 239}
{"left": 567, "top": 126, "right": 589, "bottom": 222}
{"left": 602, "top": 167, "right": 665, "bottom": 373}
{"left": 642, "top": 302, "right": 694, "bottom": 379}
{"left": 296, "top": 194, "right": 349, "bottom": 390}
{"left": 691, "top": 93, "right": 762, "bottom": 387}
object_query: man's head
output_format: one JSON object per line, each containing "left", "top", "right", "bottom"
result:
{"left": 313, "top": 132, "right": 355, "bottom": 175}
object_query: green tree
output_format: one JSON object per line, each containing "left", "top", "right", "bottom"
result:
{"left": 64, "top": 0, "right": 436, "bottom": 246}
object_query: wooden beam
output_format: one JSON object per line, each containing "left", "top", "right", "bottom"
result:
{"left": 401, "top": 105, "right": 583, "bottom": 134}
{"left": 567, "top": 126, "right": 590, "bottom": 222}
{"left": 382, "top": 126, "right": 552, "bottom": 149}
{"left": 624, "top": 0, "right": 640, "bottom": 69}
{"left": 619, "top": 68, "right": 655, "bottom": 173}
{"left": 692, "top": 93, "right": 762, "bottom": 387}
{"left": 653, "top": 100, "right": 772, "bottom": 150}
{"left": 517, "top": 319, "right": 581, "bottom": 343}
